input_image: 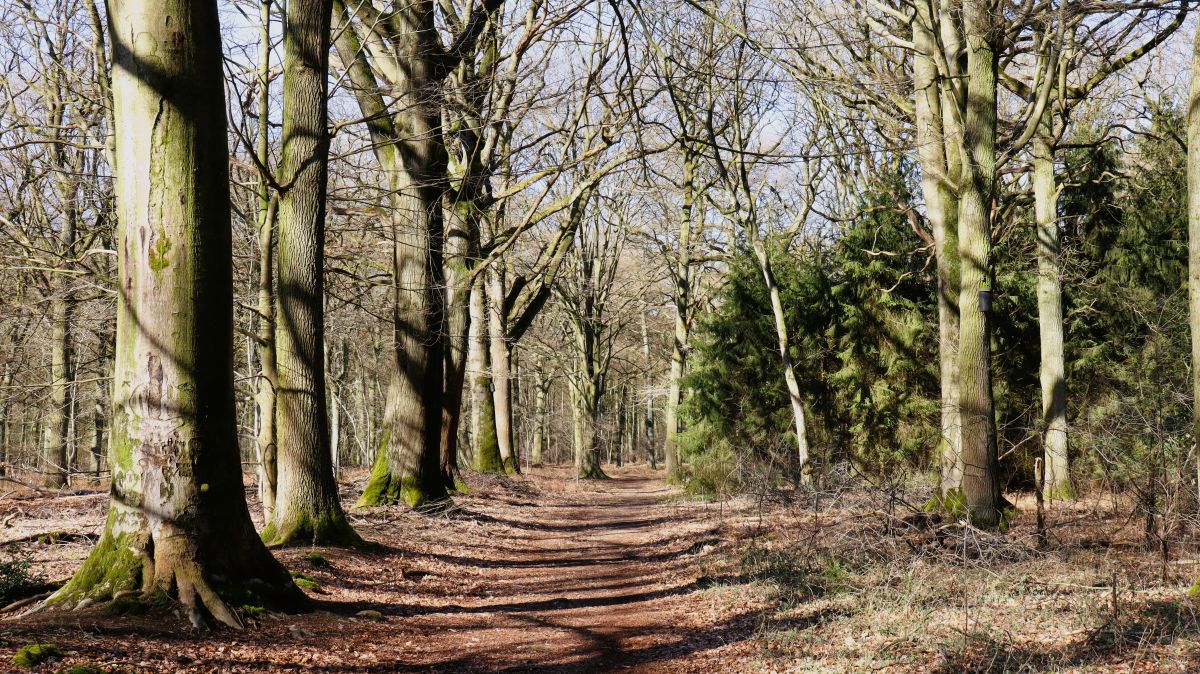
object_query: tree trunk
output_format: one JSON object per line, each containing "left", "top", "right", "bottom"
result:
{"left": 264, "top": 0, "right": 360, "bottom": 546}
{"left": 42, "top": 290, "right": 72, "bottom": 487}
{"left": 0, "top": 362, "right": 12, "bottom": 476}
{"left": 440, "top": 206, "right": 472, "bottom": 490}
{"left": 531, "top": 364, "right": 547, "bottom": 466}
{"left": 663, "top": 149, "right": 694, "bottom": 482}
{"left": 486, "top": 265, "right": 518, "bottom": 473}
{"left": 1188, "top": 20, "right": 1200, "bottom": 512}
{"left": 752, "top": 239, "right": 811, "bottom": 479}
{"left": 346, "top": 3, "right": 448, "bottom": 509}
{"left": 914, "top": 7, "right": 962, "bottom": 495}
{"left": 49, "top": 0, "right": 303, "bottom": 626}
{"left": 469, "top": 274, "right": 502, "bottom": 472}
{"left": 572, "top": 381, "right": 605, "bottom": 479}
{"left": 254, "top": 0, "right": 279, "bottom": 521}
{"left": 641, "top": 308, "right": 657, "bottom": 469}
{"left": 1033, "top": 120, "right": 1071, "bottom": 501}
{"left": 956, "top": 0, "right": 1002, "bottom": 528}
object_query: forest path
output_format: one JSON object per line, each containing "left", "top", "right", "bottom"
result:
{"left": 1, "top": 465, "right": 759, "bottom": 673}
{"left": 355, "top": 465, "right": 755, "bottom": 672}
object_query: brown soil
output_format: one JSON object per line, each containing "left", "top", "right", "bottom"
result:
{"left": 0, "top": 466, "right": 761, "bottom": 673}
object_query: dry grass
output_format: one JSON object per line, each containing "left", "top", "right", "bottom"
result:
{"left": 698, "top": 485, "right": 1200, "bottom": 673}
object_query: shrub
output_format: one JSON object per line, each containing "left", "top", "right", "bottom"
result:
{"left": 0, "top": 546, "right": 45, "bottom": 605}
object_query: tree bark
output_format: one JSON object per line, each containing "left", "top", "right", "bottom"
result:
{"left": 752, "top": 239, "right": 811, "bottom": 479}
{"left": 468, "top": 274, "right": 502, "bottom": 472}
{"left": 1188, "top": 19, "right": 1200, "bottom": 512}
{"left": 254, "top": 0, "right": 278, "bottom": 521}
{"left": 334, "top": 1, "right": 448, "bottom": 508}
{"left": 1033, "top": 118, "right": 1071, "bottom": 500}
{"left": 265, "top": 0, "right": 360, "bottom": 546}
{"left": 913, "top": 5, "right": 962, "bottom": 495}
{"left": 440, "top": 203, "right": 472, "bottom": 489}
{"left": 531, "top": 363, "right": 547, "bottom": 466}
{"left": 663, "top": 148, "right": 695, "bottom": 482}
{"left": 956, "top": 0, "right": 1002, "bottom": 527}
{"left": 487, "top": 265, "right": 518, "bottom": 473}
{"left": 50, "top": 0, "right": 303, "bottom": 626}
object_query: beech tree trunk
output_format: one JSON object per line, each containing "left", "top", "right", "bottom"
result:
{"left": 487, "top": 265, "right": 518, "bottom": 473}
{"left": 1033, "top": 118, "right": 1071, "bottom": 501}
{"left": 468, "top": 274, "right": 502, "bottom": 472}
{"left": 641, "top": 308, "right": 657, "bottom": 469}
{"left": 913, "top": 6, "right": 962, "bottom": 495}
{"left": 333, "top": 0, "right": 448, "bottom": 508}
{"left": 49, "top": 0, "right": 303, "bottom": 627}
{"left": 254, "top": 0, "right": 278, "bottom": 521}
{"left": 440, "top": 204, "right": 473, "bottom": 490}
{"left": 43, "top": 90, "right": 79, "bottom": 488}
{"left": 264, "top": 0, "right": 360, "bottom": 546}
{"left": 956, "top": 0, "right": 1002, "bottom": 527}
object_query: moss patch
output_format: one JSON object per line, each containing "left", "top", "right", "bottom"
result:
{"left": 579, "top": 463, "right": 610, "bottom": 480}
{"left": 357, "top": 449, "right": 448, "bottom": 509}
{"left": 64, "top": 665, "right": 108, "bottom": 674}
{"left": 302, "top": 552, "right": 330, "bottom": 568}
{"left": 262, "top": 510, "right": 362, "bottom": 548}
{"left": 12, "top": 643, "right": 63, "bottom": 668}
{"left": 451, "top": 477, "right": 472, "bottom": 495}
{"left": 48, "top": 510, "right": 143, "bottom": 607}
{"left": 290, "top": 573, "right": 322, "bottom": 592}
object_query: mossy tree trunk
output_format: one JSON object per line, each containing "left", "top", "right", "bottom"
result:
{"left": 333, "top": 1, "right": 450, "bottom": 509}
{"left": 531, "top": 361, "right": 548, "bottom": 465}
{"left": 955, "top": 0, "right": 1002, "bottom": 528}
{"left": 50, "top": 0, "right": 303, "bottom": 627}
{"left": 264, "top": 0, "right": 360, "bottom": 546}
{"left": 468, "top": 273, "right": 503, "bottom": 473}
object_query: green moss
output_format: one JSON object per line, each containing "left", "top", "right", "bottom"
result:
{"left": 262, "top": 510, "right": 362, "bottom": 548}
{"left": 148, "top": 235, "right": 171, "bottom": 272}
{"left": 290, "top": 573, "right": 321, "bottom": 592}
{"left": 48, "top": 510, "right": 143, "bottom": 607}
{"left": 302, "top": 553, "right": 330, "bottom": 568}
{"left": 12, "top": 643, "right": 63, "bottom": 668}
{"left": 64, "top": 664, "right": 108, "bottom": 674}
{"left": 926, "top": 488, "right": 969, "bottom": 520}
{"left": 356, "top": 446, "right": 448, "bottom": 509}
{"left": 1187, "top": 578, "right": 1200, "bottom": 599}
{"left": 502, "top": 457, "right": 520, "bottom": 475}
{"left": 451, "top": 477, "right": 471, "bottom": 495}
{"left": 578, "top": 463, "right": 609, "bottom": 480}
{"left": 37, "top": 530, "right": 69, "bottom": 545}
{"left": 240, "top": 604, "right": 267, "bottom": 618}
{"left": 1043, "top": 481, "right": 1075, "bottom": 501}
{"left": 473, "top": 381, "right": 503, "bottom": 474}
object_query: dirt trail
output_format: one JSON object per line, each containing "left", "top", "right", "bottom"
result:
{"left": 2, "top": 466, "right": 760, "bottom": 673}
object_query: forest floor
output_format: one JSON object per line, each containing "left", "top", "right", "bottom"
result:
{"left": 1, "top": 466, "right": 1200, "bottom": 673}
